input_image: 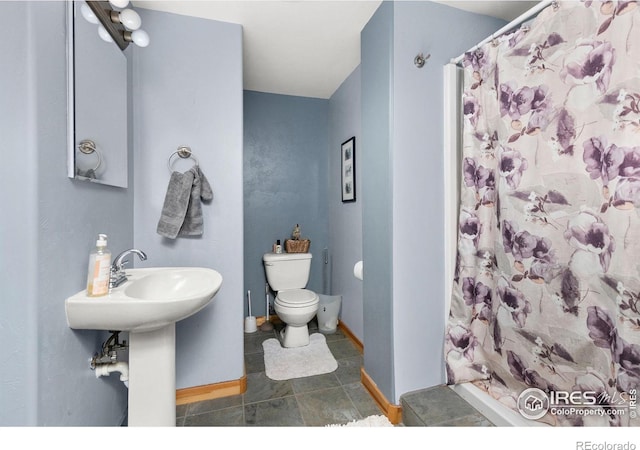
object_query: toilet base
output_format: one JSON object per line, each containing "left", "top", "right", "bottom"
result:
{"left": 280, "top": 324, "right": 310, "bottom": 348}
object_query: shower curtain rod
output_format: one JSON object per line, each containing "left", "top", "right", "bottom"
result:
{"left": 451, "top": 0, "right": 555, "bottom": 65}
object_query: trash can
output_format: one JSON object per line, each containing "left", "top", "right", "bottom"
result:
{"left": 317, "top": 294, "right": 341, "bottom": 334}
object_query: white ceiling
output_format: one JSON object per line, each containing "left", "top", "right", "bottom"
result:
{"left": 133, "top": 1, "right": 541, "bottom": 99}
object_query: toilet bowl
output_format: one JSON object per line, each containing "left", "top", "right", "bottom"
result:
{"left": 263, "top": 252, "right": 318, "bottom": 348}
{"left": 274, "top": 288, "right": 319, "bottom": 347}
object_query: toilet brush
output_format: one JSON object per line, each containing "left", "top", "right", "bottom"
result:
{"left": 260, "top": 283, "right": 274, "bottom": 331}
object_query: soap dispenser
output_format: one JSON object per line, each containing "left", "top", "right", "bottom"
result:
{"left": 86, "top": 234, "right": 112, "bottom": 297}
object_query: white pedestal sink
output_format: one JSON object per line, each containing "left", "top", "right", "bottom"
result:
{"left": 65, "top": 267, "right": 223, "bottom": 426}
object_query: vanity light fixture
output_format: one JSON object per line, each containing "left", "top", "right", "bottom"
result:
{"left": 82, "top": 1, "right": 150, "bottom": 50}
{"left": 80, "top": 3, "right": 99, "bottom": 24}
{"left": 97, "top": 24, "right": 114, "bottom": 43}
{"left": 108, "top": 0, "right": 130, "bottom": 8}
{"left": 124, "top": 29, "right": 150, "bottom": 47}
{"left": 110, "top": 8, "right": 142, "bottom": 31}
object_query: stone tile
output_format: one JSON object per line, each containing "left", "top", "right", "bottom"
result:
{"left": 244, "top": 351, "right": 265, "bottom": 374}
{"left": 319, "top": 328, "right": 346, "bottom": 343}
{"left": 296, "top": 387, "right": 362, "bottom": 426}
{"left": 401, "top": 385, "right": 487, "bottom": 426}
{"left": 273, "top": 321, "right": 286, "bottom": 334}
{"left": 179, "top": 327, "right": 489, "bottom": 429}
{"left": 334, "top": 355, "right": 363, "bottom": 385}
{"left": 176, "top": 403, "right": 189, "bottom": 419}
{"left": 400, "top": 400, "right": 425, "bottom": 426}
{"left": 187, "top": 394, "right": 243, "bottom": 415}
{"left": 343, "top": 382, "right": 384, "bottom": 418}
{"left": 244, "top": 332, "right": 275, "bottom": 354}
{"left": 243, "top": 371, "right": 294, "bottom": 404}
{"left": 183, "top": 406, "right": 245, "bottom": 426}
{"left": 436, "top": 413, "right": 494, "bottom": 427}
{"left": 326, "top": 339, "right": 361, "bottom": 360}
{"left": 307, "top": 318, "right": 319, "bottom": 332}
{"left": 245, "top": 396, "right": 305, "bottom": 426}
{"left": 291, "top": 372, "right": 341, "bottom": 394}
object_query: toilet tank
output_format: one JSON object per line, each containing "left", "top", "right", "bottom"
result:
{"left": 263, "top": 252, "right": 312, "bottom": 291}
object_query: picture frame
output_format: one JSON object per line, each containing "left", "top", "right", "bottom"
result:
{"left": 341, "top": 136, "right": 356, "bottom": 203}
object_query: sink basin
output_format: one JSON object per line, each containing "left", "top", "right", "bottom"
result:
{"left": 65, "top": 267, "right": 222, "bottom": 332}
{"left": 66, "top": 266, "right": 223, "bottom": 426}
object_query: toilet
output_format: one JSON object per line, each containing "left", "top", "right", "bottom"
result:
{"left": 263, "top": 252, "right": 319, "bottom": 348}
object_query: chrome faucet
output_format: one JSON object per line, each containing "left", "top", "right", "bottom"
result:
{"left": 109, "top": 249, "right": 148, "bottom": 289}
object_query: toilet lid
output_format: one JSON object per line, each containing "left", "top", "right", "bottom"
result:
{"left": 276, "top": 289, "right": 318, "bottom": 306}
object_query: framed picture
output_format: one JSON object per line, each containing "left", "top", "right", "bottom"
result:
{"left": 341, "top": 137, "right": 356, "bottom": 203}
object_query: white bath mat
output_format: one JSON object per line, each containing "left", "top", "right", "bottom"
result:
{"left": 262, "top": 333, "right": 337, "bottom": 381}
{"left": 326, "top": 415, "right": 394, "bottom": 427}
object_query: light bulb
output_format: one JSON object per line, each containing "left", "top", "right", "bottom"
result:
{"left": 131, "top": 30, "right": 150, "bottom": 47}
{"left": 97, "top": 25, "right": 114, "bottom": 43}
{"left": 109, "top": 0, "right": 130, "bottom": 8}
{"left": 80, "top": 3, "right": 99, "bottom": 24}
{"left": 119, "top": 9, "right": 141, "bottom": 30}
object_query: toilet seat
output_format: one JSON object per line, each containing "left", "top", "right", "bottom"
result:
{"left": 276, "top": 289, "right": 318, "bottom": 307}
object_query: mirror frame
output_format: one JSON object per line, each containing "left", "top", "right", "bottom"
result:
{"left": 66, "top": 1, "right": 128, "bottom": 188}
{"left": 66, "top": 2, "right": 75, "bottom": 180}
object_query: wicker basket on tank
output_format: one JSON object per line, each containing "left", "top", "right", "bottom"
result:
{"left": 285, "top": 239, "right": 310, "bottom": 253}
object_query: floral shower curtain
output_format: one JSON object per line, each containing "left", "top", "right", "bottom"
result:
{"left": 445, "top": 1, "right": 640, "bottom": 426}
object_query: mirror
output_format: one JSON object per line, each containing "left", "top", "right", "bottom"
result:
{"left": 67, "top": 1, "right": 128, "bottom": 188}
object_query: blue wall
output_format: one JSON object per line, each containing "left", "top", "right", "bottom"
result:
{"left": 243, "top": 91, "right": 329, "bottom": 316}
{"left": 133, "top": 9, "right": 244, "bottom": 390}
{"left": 360, "top": 1, "right": 506, "bottom": 403}
{"left": 361, "top": 1, "right": 396, "bottom": 403}
{"left": 1, "top": 0, "right": 510, "bottom": 425}
{"left": 328, "top": 67, "right": 363, "bottom": 339}
{"left": 392, "top": 0, "right": 506, "bottom": 400}
{"left": 1, "top": 2, "right": 243, "bottom": 425}
{"left": 1, "top": 1, "right": 133, "bottom": 426}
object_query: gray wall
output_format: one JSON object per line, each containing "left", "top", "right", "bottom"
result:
{"left": 361, "top": 0, "right": 396, "bottom": 403}
{"left": 391, "top": 0, "right": 505, "bottom": 400}
{"left": 133, "top": 9, "right": 244, "bottom": 389}
{"left": 1, "top": 0, "right": 509, "bottom": 425}
{"left": 1, "top": 1, "right": 38, "bottom": 425}
{"left": 1, "top": 1, "right": 133, "bottom": 425}
{"left": 328, "top": 67, "right": 363, "bottom": 339}
{"left": 392, "top": 0, "right": 506, "bottom": 401}
{"left": 360, "top": 0, "right": 506, "bottom": 403}
{"left": 1, "top": 3, "right": 244, "bottom": 425}
{"left": 243, "top": 91, "right": 329, "bottom": 316}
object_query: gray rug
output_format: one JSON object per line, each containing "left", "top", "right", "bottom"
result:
{"left": 263, "top": 333, "right": 337, "bottom": 381}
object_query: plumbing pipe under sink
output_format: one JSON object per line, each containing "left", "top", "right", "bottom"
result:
{"left": 95, "top": 361, "right": 129, "bottom": 388}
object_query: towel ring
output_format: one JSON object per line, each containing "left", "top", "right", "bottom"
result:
{"left": 77, "top": 139, "right": 102, "bottom": 171}
{"left": 168, "top": 146, "right": 199, "bottom": 173}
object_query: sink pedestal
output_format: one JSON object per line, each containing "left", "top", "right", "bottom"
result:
{"left": 128, "top": 324, "right": 176, "bottom": 426}
{"left": 65, "top": 267, "right": 223, "bottom": 426}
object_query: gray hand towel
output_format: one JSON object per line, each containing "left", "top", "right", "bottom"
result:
{"left": 178, "top": 166, "right": 213, "bottom": 237}
{"left": 156, "top": 166, "right": 213, "bottom": 239}
{"left": 157, "top": 169, "right": 196, "bottom": 239}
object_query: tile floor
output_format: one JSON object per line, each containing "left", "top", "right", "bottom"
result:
{"left": 176, "top": 319, "right": 382, "bottom": 426}
{"left": 175, "top": 319, "right": 493, "bottom": 427}
{"left": 401, "top": 386, "right": 494, "bottom": 426}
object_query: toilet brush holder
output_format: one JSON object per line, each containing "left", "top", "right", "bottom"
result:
{"left": 245, "top": 290, "right": 257, "bottom": 333}
{"left": 244, "top": 316, "right": 257, "bottom": 333}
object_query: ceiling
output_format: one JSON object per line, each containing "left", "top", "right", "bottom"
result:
{"left": 133, "top": 1, "right": 541, "bottom": 99}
